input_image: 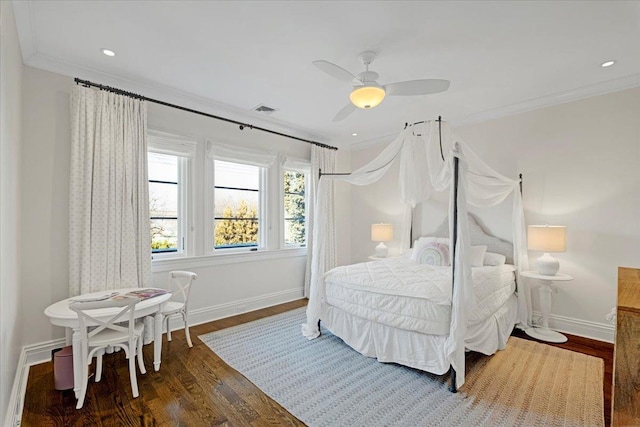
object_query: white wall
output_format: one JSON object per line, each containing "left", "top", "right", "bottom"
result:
{"left": 350, "top": 88, "right": 640, "bottom": 341}
{"left": 350, "top": 143, "right": 405, "bottom": 263}
{"left": 20, "top": 65, "right": 351, "bottom": 348}
{"left": 1, "top": 1, "right": 23, "bottom": 423}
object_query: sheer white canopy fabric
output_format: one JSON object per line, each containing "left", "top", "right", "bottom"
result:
{"left": 302, "top": 120, "right": 529, "bottom": 388}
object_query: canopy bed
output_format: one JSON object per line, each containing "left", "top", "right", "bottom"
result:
{"left": 302, "top": 119, "right": 530, "bottom": 392}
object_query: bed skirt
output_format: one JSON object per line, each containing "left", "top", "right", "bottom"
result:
{"left": 320, "top": 294, "right": 518, "bottom": 376}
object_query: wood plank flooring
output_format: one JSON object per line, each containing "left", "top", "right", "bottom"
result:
{"left": 22, "top": 299, "right": 613, "bottom": 426}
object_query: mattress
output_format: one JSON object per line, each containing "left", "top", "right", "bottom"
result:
{"left": 324, "top": 257, "right": 515, "bottom": 335}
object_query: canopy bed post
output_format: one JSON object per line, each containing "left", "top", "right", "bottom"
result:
{"left": 519, "top": 173, "right": 523, "bottom": 195}
{"left": 449, "top": 154, "right": 460, "bottom": 393}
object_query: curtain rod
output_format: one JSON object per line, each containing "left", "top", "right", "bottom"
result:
{"left": 74, "top": 78, "right": 338, "bottom": 151}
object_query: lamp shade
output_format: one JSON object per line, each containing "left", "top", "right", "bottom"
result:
{"left": 371, "top": 223, "right": 393, "bottom": 242}
{"left": 527, "top": 225, "right": 567, "bottom": 252}
{"left": 350, "top": 84, "right": 386, "bottom": 109}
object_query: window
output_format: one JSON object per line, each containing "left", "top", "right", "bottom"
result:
{"left": 213, "top": 160, "right": 264, "bottom": 250}
{"left": 283, "top": 169, "right": 308, "bottom": 247}
{"left": 149, "top": 152, "right": 181, "bottom": 254}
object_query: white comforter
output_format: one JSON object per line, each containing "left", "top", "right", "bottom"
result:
{"left": 324, "top": 257, "right": 516, "bottom": 335}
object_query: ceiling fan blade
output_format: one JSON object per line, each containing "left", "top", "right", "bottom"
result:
{"left": 333, "top": 103, "right": 356, "bottom": 122}
{"left": 313, "top": 60, "right": 359, "bottom": 83}
{"left": 384, "top": 79, "right": 450, "bottom": 96}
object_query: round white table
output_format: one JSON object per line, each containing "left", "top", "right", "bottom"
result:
{"left": 44, "top": 288, "right": 171, "bottom": 399}
{"left": 520, "top": 271, "right": 573, "bottom": 343}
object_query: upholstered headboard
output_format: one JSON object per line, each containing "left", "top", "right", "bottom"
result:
{"left": 430, "top": 214, "right": 514, "bottom": 264}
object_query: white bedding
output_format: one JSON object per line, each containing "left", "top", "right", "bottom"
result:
{"left": 324, "top": 257, "right": 515, "bottom": 335}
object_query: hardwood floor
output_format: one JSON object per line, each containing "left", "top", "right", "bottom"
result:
{"left": 22, "top": 299, "right": 613, "bottom": 426}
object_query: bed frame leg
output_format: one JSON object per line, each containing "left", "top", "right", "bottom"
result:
{"left": 317, "top": 319, "right": 321, "bottom": 336}
{"left": 448, "top": 367, "right": 458, "bottom": 393}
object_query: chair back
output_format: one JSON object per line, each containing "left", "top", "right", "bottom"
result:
{"left": 70, "top": 297, "right": 141, "bottom": 343}
{"left": 168, "top": 271, "right": 198, "bottom": 308}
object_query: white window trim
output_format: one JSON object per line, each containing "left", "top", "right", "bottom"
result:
{"left": 148, "top": 129, "right": 197, "bottom": 157}
{"left": 281, "top": 156, "right": 311, "bottom": 249}
{"left": 206, "top": 140, "right": 276, "bottom": 167}
{"left": 149, "top": 130, "right": 196, "bottom": 261}
{"left": 208, "top": 158, "right": 268, "bottom": 255}
{"left": 151, "top": 247, "right": 307, "bottom": 273}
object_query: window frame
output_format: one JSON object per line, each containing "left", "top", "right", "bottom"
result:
{"left": 210, "top": 159, "right": 268, "bottom": 254}
{"left": 148, "top": 130, "right": 196, "bottom": 261}
{"left": 281, "top": 159, "right": 310, "bottom": 249}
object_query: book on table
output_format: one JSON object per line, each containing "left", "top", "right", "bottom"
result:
{"left": 122, "top": 288, "right": 171, "bottom": 300}
{"left": 71, "top": 289, "right": 171, "bottom": 303}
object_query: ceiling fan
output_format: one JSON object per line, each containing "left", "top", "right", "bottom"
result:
{"left": 313, "top": 51, "right": 450, "bottom": 122}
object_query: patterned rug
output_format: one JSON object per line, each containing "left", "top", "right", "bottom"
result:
{"left": 199, "top": 308, "right": 603, "bottom": 427}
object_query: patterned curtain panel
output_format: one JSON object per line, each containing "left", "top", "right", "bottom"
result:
{"left": 304, "top": 145, "right": 336, "bottom": 297}
{"left": 69, "top": 85, "right": 151, "bottom": 296}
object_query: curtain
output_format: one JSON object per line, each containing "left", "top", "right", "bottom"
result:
{"left": 69, "top": 86, "right": 151, "bottom": 296}
{"left": 302, "top": 120, "right": 528, "bottom": 388}
{"left": 304, "top": 145, "right": 336, "bottom": 297}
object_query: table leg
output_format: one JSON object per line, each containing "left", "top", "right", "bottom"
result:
{"left": 154, "top": 310, "right": 163, "bottom": 371}
{"left": 65, "top": 327, "right": 72, "bottom": 346}
{"left": 538, "top": 282, "right": 552, "bottom": 329}
{"left": 525, "top": 279, "right": 568, "bottom": 343}
{"left": 72, "top": 327, "right": 82, "bottom": 399}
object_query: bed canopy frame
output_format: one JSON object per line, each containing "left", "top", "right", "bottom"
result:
{"left": 303, "top": 118, "right": 529, "bottom": 392}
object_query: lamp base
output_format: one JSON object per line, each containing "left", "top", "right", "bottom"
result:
{"left": 375, "top": 242, "right": 388, "bottom": 258}
{"left": 535, "top": 253, "right": 560, "bottom": 276}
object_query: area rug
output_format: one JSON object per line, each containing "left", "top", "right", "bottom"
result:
{"left": 199, "top": 308, "right": 603, "bottom": 427}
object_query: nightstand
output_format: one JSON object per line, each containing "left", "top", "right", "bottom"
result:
{"left": 521, "top": 270, "right": 573, "bottom": 343}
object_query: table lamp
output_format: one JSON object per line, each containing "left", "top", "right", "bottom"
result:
{"left": 527, "top": 225, "right": 567, "bottom": 276}
{"left": 371, "top": 223, "right": 393, "bottom": 258}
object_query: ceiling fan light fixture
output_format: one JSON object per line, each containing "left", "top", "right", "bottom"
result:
{"left": 350, "top": 84, "right": 386, "bottom": 109}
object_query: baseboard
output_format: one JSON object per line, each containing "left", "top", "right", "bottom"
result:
{"left": 532, "top": 311, "right": 615, "bottom": 343}
{"left": 183, "top": 287, "right": 304, "bottom": 331}
{"left": 4, "top": 338, "right": 67, "bottom": 427}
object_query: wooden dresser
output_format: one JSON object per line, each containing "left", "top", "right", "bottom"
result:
{"left": 612, "top": 267, "right": 640, "bottom": 426}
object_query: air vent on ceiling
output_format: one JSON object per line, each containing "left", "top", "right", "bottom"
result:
{"left": 252, "top": 104, "right": 278, "bottom": 115}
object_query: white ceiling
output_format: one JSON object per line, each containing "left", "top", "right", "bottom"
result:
{"left": 12, "top": 1, "right": 640, "bottom": 148}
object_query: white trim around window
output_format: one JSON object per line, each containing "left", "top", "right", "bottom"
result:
{"left": 148, "top": 130, "right": 196, "bottom": 260}
{"left": 281, "top": 156, "right": 310, "bottom": 249}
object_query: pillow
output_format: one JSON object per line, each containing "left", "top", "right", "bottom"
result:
{"left": 412, "top": 239, "right": 450, "bottom": 266}
{"left": 484, "top": 251, "right": 506, "bottom": 266}
{"left": 414, "top": 236, "right": 449, "bottom": 247}
{"left": 469, "top": 245, "right": 488, "bottom": 267}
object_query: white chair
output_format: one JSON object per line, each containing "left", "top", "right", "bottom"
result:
{"left": 70, "top": 297, "right": 146, "bottom": 409}
{"left": 162, "top": 271, "right": 198, "bottom": 347}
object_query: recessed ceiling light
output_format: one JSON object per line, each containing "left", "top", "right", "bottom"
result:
{"left": 352, "top": 133, "right": 358, "bottom": 136}
{"left": 101, "top": 48, "right": 116, "bottom": 57}
{"left": 601, "top": 60, "right": 615, "bottom": 68}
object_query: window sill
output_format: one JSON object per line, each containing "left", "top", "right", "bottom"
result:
{"left": 151, "top": 247, "right": 308, "bottom": 273}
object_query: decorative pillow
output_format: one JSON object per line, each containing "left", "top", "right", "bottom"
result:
{"left": 470, "top": 245, "right": 488, "bottom": 267}
{"left": 414, "top": 236, "right": 449, "bottom": 247}
{"left": 412, "top": 240, "right": 450, "bottom": 266}
{"left": 484, "top": 251, "right": 506, "bottom": 266}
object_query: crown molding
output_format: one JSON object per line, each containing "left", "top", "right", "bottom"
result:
{"left": 454, "top": 73, "right": 640, "bottom": 127}
{"left": 25, "top": 51, "right": 331, "bottom": 143}
{"left": 350, "top": 133, "right": 398, "bottom": 152}
{"left": 11, "top": 0, "right": 37, "bottom": 62}
{"left": 349, "top": 73, "right": 640, "bottom": 152}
